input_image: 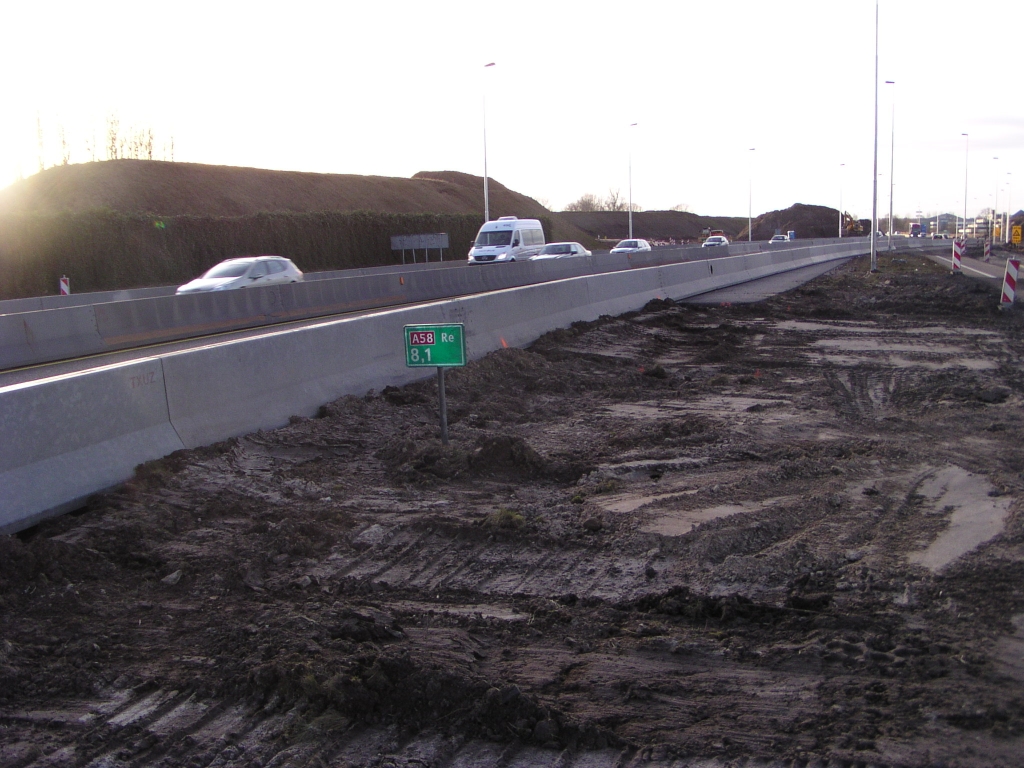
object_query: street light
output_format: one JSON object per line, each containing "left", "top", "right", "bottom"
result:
{"left": 839, "top": 163, "right": 845, "bottom": 238}
{"left": 1006, "top": 172, "right": 1012, "bottom": 244}
{"left": 992, "top": 157, "right": 999, "bottom": 245}
{"left": 962, "top": 133, "right": 969, "bottom": 241}
{"left": 870, "top": 0, "right": 879, "bottom": 271}
{"left": 748, "top": 147, "right": 755, "bottom": 241}
{"left": 482, "top": 62, "right": 496, "bottom": 223}
{"left": 885, "top": 80, "right": 895, "bottom": 251}
{"left": 628, "top": 123, "right": 637, "bottom": 239}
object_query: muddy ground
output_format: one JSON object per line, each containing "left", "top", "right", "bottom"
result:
{"left": 2, "top": 253, "right": 1024, "bottom": 768}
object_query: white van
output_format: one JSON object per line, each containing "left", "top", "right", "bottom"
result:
{"left": 468, "top": 217, "right": 545, "bottom": 263}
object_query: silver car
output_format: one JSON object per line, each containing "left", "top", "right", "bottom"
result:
{"left": 176, "top": 256, "right": 304, "bottom": 294}
{"left": 610, "top": 239, "right": 652, "bottom": 254}
{"left": 701, "top": 235, "right": 730, "bottom": 247}
{"left": 531, "top": 242, "right": 592, "bottom": 260}
{"left": 768, "top": 235, "right": 790, "bottom": 245}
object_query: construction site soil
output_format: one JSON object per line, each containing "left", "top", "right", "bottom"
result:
{"left": 3, "top": 254, "right": 1024, "bottom": 768}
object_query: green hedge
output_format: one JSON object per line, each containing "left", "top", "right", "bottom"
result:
{"left": 0, "top": 210, "right": 553, "bottom": 300}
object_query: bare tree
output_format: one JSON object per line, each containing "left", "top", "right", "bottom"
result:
{"left": 564, "top": 190, "right": 640, "bottom": 212}
{"left": 564, "top": 193, "right": 602, "bottom": 212}
{"left": 58, "top": 125, "right": 71, "bottom": 165}
{"left": 604, "top": 188, "right": 627, "bottom": 212}
{"left": 106, "top": 115, "right": 120, "bottom": 160}
{"left": 670, "top": 203, "right": 690, "bottom": 212}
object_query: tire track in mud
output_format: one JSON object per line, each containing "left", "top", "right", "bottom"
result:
{"left": 4, "top": 684, "right": 880, "bottom": 768}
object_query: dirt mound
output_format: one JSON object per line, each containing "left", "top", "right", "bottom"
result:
{"left": 739, "top": 202, "right": 842, "bottom": 240}
{"left": 0, "top": 161, "right": 594, "bottom": 246}
{"left": 560, "top": 209, "right": 746, "bottom": 242}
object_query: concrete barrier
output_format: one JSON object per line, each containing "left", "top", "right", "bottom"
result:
{"left": 1, "top": 237, "right": 932, "bottom": 373}
{"left": 0, "top": 305, "right": 108, "bottom": 369}
{"left": 0, "top": 285, "right": 177, "bottom": 316}
{"left": 0, "top": 358, "right": 186, "bottom": 533}
{"left": 0, "top": 236, "right": 896, "bottom": 372}
{"left": 4, "top": 239, "right": 923, "bottom": 533}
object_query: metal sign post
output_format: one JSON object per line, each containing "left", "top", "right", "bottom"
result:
{"left": 404, "top": 324, "right": 466, "bottom": 445}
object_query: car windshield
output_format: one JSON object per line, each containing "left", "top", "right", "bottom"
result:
{"left": 616, "top": 240, "right": 638, "bottom": 249}
{"left": 540, "top": 244, "right": 572, "bottom": 255}
{"left": 203, "top": 261, "right": 252, "bottom": 279}
{"left": 475, "top": 230, "right": 513, "bottom": 247}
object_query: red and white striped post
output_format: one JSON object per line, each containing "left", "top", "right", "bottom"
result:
{"left": 59, "top": 275, "right": 70, "bottom": 295}
{"left": 1000, "top": 259, "right": 1019, "bottom": 309}
{"left": 951, "top": 240, "right": 963, "bottom": 273}
{"left": 984, "top": 239, "right": 992, "bottom": 261}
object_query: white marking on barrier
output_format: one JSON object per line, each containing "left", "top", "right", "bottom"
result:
{"left": 59, "top": 276, "right": 70, "bottom": 296}
{"left": 951, "top": 240, "right": 963, "bottom": 273}
{"left": 1000, "top": 259, "right": 1019, "bottom": 308}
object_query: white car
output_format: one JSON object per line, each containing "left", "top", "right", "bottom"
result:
{"left": 176, "top": 256, "right": 304, "bottom": 294}
{"left": 701, "top": 235, "right": 730, "bottom": 247}
{"left": 531, "top": 242, "right": 592, "bottom": 260}
{"left": 768, "top": 234, "right": 790, "bottom": 245}
{"left": 610, "top": 239, "right": 652, "bottom": 254}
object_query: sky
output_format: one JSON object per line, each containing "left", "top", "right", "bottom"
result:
{"left": 2, "top": 0, "right": 1022, "bottom": 221}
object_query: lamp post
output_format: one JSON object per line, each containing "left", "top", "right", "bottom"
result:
{"left": 748, "top": 147, "right": 755, "bottom": 241}
{"left": 962, "top": 133, "right": 969, "bottom": 241}
{"left": 839, "top": 163, "right": 845, "bottom": 238}
{"left": 992, "top": 157, "right": 999, "bottom": 245}
{"left": 628, "top": 122, "right": 637, "bottom": 239}
{"left": 1006, "top": 172, "right": 1012, "bottom": 244}
{"left": 885, "top": 80, "right": 895, "bottom": 250}
{"left": 482, "top": 62, "right": 496, "bottom": 223}
{"left": 870, "top": 0, "right": 879, "bottom": 272}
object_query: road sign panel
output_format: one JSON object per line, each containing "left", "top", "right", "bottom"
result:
{"left": 404, "top": 324, "right": 466, "bottom": 367}
{"left": 1013, "top": 225, "right": 1022, "bottom": 245}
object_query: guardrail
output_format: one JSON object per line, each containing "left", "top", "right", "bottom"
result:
{"left": 1, "top": 239, "right": 925, "bottom": 534}
{"left": 0, "top": 237, "right": 896, "bottom": 372}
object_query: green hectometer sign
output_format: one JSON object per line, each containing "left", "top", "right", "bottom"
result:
{"left": 404, "top": 324, "right": 466, "bottom": 367}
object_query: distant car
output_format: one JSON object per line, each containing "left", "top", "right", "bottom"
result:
{"left": 701, "top": 235, "right": 730, "bottom": 247}
{"left": 610, "top": 239, "right": 652, "bottom": 254}
{"left": 176, "top": 256, "right": 303, "bottom": 294}
{"left": 531, "top": 242, "right": 592, "bottom": 260}
{"left": 768, "top": 234, "right": 790, "bottom": 245}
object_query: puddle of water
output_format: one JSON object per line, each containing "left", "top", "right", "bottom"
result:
{"left": 811, "top": 339, "right": 968, "bottom": 354}
{"left": 639, "top": 497, "right": 796, "bottom": 536}
{"left": 640, "top": 505, "right": 750, "bottom": 536}
{"left": 776, "top": 320, "right": 999, "bottom": 338}
{"left": 776, "top": 320, "right": 880, "bottom": 333}
{"left": 605, "top": 397, "right": 786, "bottom": 418}
{"left": 596, "top": 488, "right": 699, "bottom": 515}
{"left": 907, "top": 466, "right": 1012, "bottom": 572}
{"left": 814, "top": 353, "right": 995, "bottom": 370}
